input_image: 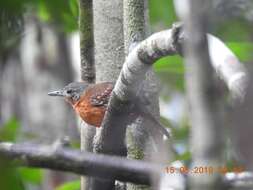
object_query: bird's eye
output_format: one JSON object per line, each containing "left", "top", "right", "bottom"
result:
{"left": 73, "top": 94, "right": 80, "bottom": 101}
{"left": 66, "top": 89, "right": 73, "bottom": 94}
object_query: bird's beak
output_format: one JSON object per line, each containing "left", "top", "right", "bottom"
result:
{"left": 48, "top": 90, "right": 64, "bottom": 97}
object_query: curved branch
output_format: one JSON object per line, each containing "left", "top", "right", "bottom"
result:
{"left": 95, "top": 24, "right": 181, "bottom": 157}
{"left": 99, "top": 23, "right": 248, "bottom": 154}
{"left": 113, "top": 26, "right": 180, "bottom": 100}
{"left": 113, "top": 23, "right": 248, "bottom": 103}
{"left": 111, "top": 23, "right": 248, "bottom": 108}
{"left": 207, "top": 34, "right": 248, "bottom": 100}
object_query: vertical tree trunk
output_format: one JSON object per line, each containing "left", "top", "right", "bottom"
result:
{"left": 183, "top": 1, "right": 225, "bottom": 190}
{"left": 123, "top": 0, "right": 162, "bottom": 189}
{"left": 91, "top": 0, "right": 125, "bottom": 189}
{"left": 93, "top": 1, "right": 124, "bottom": 82}
{"left": 78, "top": 0, "right": 96, "bottom": 190}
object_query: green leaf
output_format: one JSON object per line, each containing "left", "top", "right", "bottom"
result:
{"left": 62, "top": 13, "right": 78, "bottom": 33}
{"left": 36, "top": 0, "right": 78, "bottom": 32}
{"left": 69, "top": 0, "right": 79, "bottom": 18}
{"left": 154, "top": 55, "right": 184, "bottom": 74}
{"left": 0, "top": 0, "right": 32, "bottom": 13}
{"left": 55, "top": 180, "right": 80, "bottom": 190}
{"left": 216, "top": 19, "right": 251, "bottom": 41}
{"left": 38, "top": 1, "right": 50, "bottom": 21}
{"left": 172, "top": 126, "right": 189, "bottom": 141}
{"left": 149, "top": 0, "right": 177, "bottom": 27}
{"left": 154, "top": 55, "right": 185, "bottom": 90}
{"left": 0, "top": 158, "right": 25, "bottom": 190}
{"left": 18, "top": 167, "right": 43, "bottom": 184}
{"left": 226, "top": 42, "right": 253, "bottom": 62}
{"left": 0, "top": 117, "right": 20, "bottom": 141}
{"left": 175, "top": 151, "right": 191, "bottom": 161}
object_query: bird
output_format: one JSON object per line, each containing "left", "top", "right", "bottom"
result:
{"left": 48, "top": 82, "right": 171, "bottom": 138}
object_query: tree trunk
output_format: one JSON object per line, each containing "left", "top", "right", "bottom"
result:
{"left": 91, "top": 0, "right": 125, "bottom": 189}
{"left": 78, "top": 0, "right": 96, "bottom": 190}
{"left": 183, "top": 1, "right": 225, "bottom": 190}
{"left": 123, "top": 0, "right": 163, "bottom": 189}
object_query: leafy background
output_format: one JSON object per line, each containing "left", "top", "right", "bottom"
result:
{"left": 0, "top": 0, "right": 252, "bottom": 189}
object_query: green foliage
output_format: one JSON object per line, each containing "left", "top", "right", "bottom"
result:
{"left": 216, "top": 19, "right": 251, "bottom": 41}
{"left": 172, "top": 126, "right": 189, "bottom": 142}
{"left": 0, "top": 119, "right": 24, "bottom": 190}
{"left": 149, "top": 0, "right": 177, "bottom": 27}
{"left": 0, "top": 0, "right": 32, "bottom": 13}
{"left": 37, "top": 0, "right": 79, "bottom": 32}
{"left": 0, "top": 160, "right": 43, "bottom": 190}
{"left": 175, "top": 151, "right": 191, "bottom": 161}
{"left": 0, "top": 117, "right": 20, "bottom": 141}
{"left": 227, "top": 42, "right": 253, "bottom": 62}
{"left": 55, "top": 180, "right": 80, "bottom": 190}
{"left": 154, "top": 55, "right": 184, "bottom": 74}
{"left": 153, "top": 41, "right": 252, "bottom": 91}
{"left": 1, "top": 0, "right": 79, "bottom": 34}
{"left": 154, "top": 55, "right": 184, "bottom": 91}
{"left": 18, "top": 167, "right": 43, "bottom": 185}
{"left": 0, "top": 158, "right": 25, "bottom": 190}
{"left": 69, "top": 0, "right": 79, "bottom": 19}
{"left": 0, "top": 119, "right": 43, "bottom": 189}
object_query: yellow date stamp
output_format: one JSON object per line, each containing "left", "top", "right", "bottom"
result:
{"left": 165, "top": 166, "right": 245, "bottom": 175}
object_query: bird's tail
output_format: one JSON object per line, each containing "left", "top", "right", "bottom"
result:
{"left": 140, "top": 111, "right": 171, "bottom": 139}
{"left": 133, "top": 96, "right": 171, "bottom": 139}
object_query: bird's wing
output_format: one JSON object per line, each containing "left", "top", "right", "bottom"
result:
{"left": 89, "top": 82, "right": 114, "bottom": 107}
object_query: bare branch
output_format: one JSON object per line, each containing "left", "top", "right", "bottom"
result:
{"left": 207, "top": 34, "right": 248, "bottom": 100}
{"left": 0, "top": 142, "right": 157, "bottom": 185}
{"left": 111, "top": 23, "right": 248, "bottom": 105}
{"left": 1, "top": 142, "right": 253, "bottom": 189}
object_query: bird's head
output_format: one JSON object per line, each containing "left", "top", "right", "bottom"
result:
{"left": 48, "top": 82, "right": 89, "bottom": 104}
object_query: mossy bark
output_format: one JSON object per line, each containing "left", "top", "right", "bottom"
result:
{"left": 124, "top": 1, "right": 158, "bottom": 190}
{"left": 79, "top": 1, "right": 96, "bottom": 190}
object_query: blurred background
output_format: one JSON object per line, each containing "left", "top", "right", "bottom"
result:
{"left": 0, "top": 0, "right": 252, "bottom": 190}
